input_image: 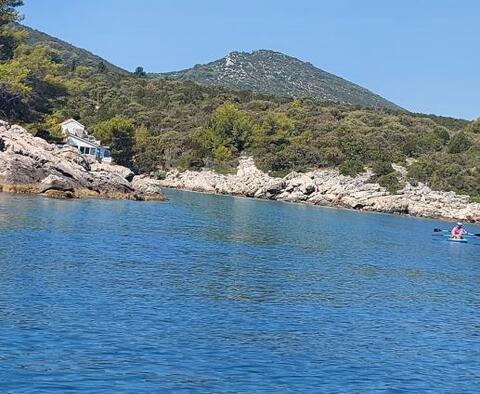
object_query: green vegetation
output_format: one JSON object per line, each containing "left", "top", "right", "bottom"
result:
{"left": 339, "top": 160, "right": 364, "bottom": 177}
{"left": 1, "top": 3, "right": 479, "bottom": 200}
{"left": 93, "top": 116, "right": 135, "bottom": 167}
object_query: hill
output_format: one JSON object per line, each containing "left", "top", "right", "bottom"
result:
{"left": 20, "top": 24, "right": 128, "bottom": 74}
{"left": 21, "top": 27, "right": 401, "bottom": 111}
{"left": 160, "top": 50, "right": 402, "bottom": 110}
{"left": 1, "top": 22, "right": 478, "bottom": 201}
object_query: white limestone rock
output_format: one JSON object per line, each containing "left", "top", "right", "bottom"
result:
{"left": 160, "top": 156, "right": 480, "bottom": 222}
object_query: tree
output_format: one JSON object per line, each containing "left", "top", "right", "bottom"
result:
{"left": 448, "top": 131, "right": 472, "bottom": 154}
{"left": 134, "top": 130, "right": 187, "bottom": 173}
{"left": 97, "top": 61, "right": 106, "bottom": 73}
{"left": 134, "top": 66, "right": 146, "bottom": 77}
{"left": 70, "top": 58, "right": 78, "bottom": 72}
{"left": 0, "top": 0, "right": 24, "bottom": 60}
{"left": 466, "top": 118, "right": 480, "bottom": 134}
{"left": 0, "top": 59, "right": 29, "bottom": 119}
{"left": 339, "top": 159, "right": 364, "bottom": 177}
{"left": 0, "top": 0, "right": 23, "bottom": 26}
{"left": 192, "top": 103, "right": 253, "bottom": 159}
{"left": 253, "top": 111, "right": 295, "bottom": 146}
{"left": 94, "top": 116, "right": 135, "bottom": 167}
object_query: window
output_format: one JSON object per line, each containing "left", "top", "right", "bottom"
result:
{"left": 79, "top": 146, "right": 85, "bottom": 154}
{"left": 104, "top": 150, "right": 111, "bottom": 158}
{"left": 90, "top": 148, "right": 96, "bottom": 156}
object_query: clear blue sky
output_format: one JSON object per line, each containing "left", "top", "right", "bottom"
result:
{"left": 22, "top": 0, "right": 479, "bottom": 120}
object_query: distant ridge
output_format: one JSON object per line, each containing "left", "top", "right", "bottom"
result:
{"left": 160, "top": 50, "right": 402, "bottom": 110}
{"left": 21, "top": 25, "right": 401, "bottom": 110}
{"left": 20, "top": 24, "right": 128, "bottom": 74}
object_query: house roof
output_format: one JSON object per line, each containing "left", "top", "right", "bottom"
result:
{"left": 67, "top": 134, "right": 109, "bottom": 149}
{"left": 60, "top": 118, "right": 85, "bottom": 128}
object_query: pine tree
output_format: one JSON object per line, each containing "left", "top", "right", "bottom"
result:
{"left": 134, "top": 66, "right": 146, "bottom": 77}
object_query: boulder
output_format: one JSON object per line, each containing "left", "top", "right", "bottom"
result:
{"left": 0, "top": 122, "right": 165, "bottom": 201}
{"left": 57, "top": 148, "right": 91, "bottom": 170}
{"left": 91, "top": 162, "right": 135, "bottom": 181}
{"left": 39, "top": 174, "right": 75, "bottom": 193}
{"left": 131, "top": 175, "right": 163, "bottom": 195}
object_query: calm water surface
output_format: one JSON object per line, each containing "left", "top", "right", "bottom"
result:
{"left": 0, "top": 190, "right": 479, "bottom": 393}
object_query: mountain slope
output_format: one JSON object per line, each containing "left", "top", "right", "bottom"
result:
{"left": 22, "top": 26, "right": 399, "bottom": 110}
{"left": 20, "top": 24, "right": 128, "bottom": 74}
{"left": 161, "top": 50, "right": 402, "bottom": 110}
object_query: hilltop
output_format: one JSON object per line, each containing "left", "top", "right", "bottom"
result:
{"left": 161, "top": 50, "right": 402, "bottom": 110}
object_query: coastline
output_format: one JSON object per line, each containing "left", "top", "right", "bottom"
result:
{"left": 0, "top": 122, "right": 166, "bottom": 202}
{"left": 159, "top": 157, "right": 480, "bottom": 223}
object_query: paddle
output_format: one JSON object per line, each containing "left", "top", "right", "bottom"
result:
{"left": 433, "top": 228, "right": 480, "bottom": 237}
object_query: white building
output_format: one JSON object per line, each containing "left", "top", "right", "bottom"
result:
{"left": 59, "top": 119, "right": 111, "bottom": 163}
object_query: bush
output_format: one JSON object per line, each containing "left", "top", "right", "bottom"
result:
{"left": 448, "top": 132, "right": 472, "bottom": 154}
{"left": 339, "top": 159, "right": 364, "bottom": 177}
{"left": 214, "top": 161, "right": 237, "bottom": 175}
{"left": 372, "top": 161, "right": 394, "bottom": 177}
{"left": 94, "top": 116, "right": 135, "bottom": 167}
{"left": 377, "top": 173, "right": 402, "bottom": 193}
{"left": 175, "top": 150, "right": 204, "bottom": 171}
{"left": 466, "top": 119, "right": 480, "bottom": 134}
{"left": 433, "top": 125, "right": 451, "bottom": 143}
{"left": 407, "top": 161, "right": 435, "bottom": 184}
{"left": 213, "top": 145, "right": 232, "bottom": 162}
{"left": 153, "top": 170, "right": 166, "bottom": 180}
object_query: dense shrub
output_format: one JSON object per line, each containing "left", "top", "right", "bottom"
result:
{"left": 339, "top": 160, "right": 364, "bottom": 177}
{"left": 466, "top": 119, "right": 480, "bottom": 134}
{"left": 377, "top": 173, "right": 402, "bottom": 193}
{"left": 372, "top": 161, "right": 394, "bottom": 177}
{"left": 448, "top": 132, "right": 472, "bottom": 154}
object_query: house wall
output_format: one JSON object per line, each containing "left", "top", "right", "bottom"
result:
{"left": 67, "top": 136, "right": 99, "bottom": 157}
{"left": 61, "top": 121, "right": 86, "bottom": 138}
{"left": 66, "top": 136, "right": 111, "bottom": 162}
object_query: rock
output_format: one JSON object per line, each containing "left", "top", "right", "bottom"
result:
{"left": 266, "top": 179, "right": 285, "bottom": 195}
{"left": 0, "top": 122, "right": 165, "bottom": 201}
{"left": 39, "top": 174, "right": 75, "bottom": 194}
{"left": 159, "top": 156, "right": 480, "bottom": 222}
{"left": 57, "top": 148, "right": 91, "bottom": 170}
{"left": 91, "top": 162, "right": 135, "bottom": 181}
{"left": 131, "top": 175, "right": 164, "bottom": 196}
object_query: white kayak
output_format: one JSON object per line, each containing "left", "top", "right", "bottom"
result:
{"left": 448, "top": 237, "right": 468, "bottom": 243}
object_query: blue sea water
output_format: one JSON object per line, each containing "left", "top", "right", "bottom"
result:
{"left": 0, "top": 189, "right": 479, "bottom": 393}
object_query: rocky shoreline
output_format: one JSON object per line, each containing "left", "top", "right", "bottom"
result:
{"left": 160, "top": 157, "right": 480, "bottom": 222}
{"left": 0, "top": 122, "right": 165, "bottom": 201}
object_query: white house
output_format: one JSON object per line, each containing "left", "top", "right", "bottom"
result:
{"left": 59, "top": 119, "right": 111, "bottom": 163}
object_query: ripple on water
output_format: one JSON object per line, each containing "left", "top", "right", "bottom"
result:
{"left": 0, "top": 191, "right": 479, "bottom": 393}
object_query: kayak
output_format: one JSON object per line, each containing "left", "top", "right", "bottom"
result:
{"left": 448, "top": 237, "right": 468, "bottom": 243}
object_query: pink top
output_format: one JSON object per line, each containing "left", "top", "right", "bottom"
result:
{"left": 451, "top": 226, "right": 467, "bottom": 236}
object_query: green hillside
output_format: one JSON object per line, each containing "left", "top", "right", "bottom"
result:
{"left": 21, "top": 24, "right": 128, "bottom": 74}
{"left": 160, "top": 50, "right": 402, "bottom": 110}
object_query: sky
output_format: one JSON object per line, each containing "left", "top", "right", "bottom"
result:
{"left": 21, "top": 0, "right": 479, "bottom": 120}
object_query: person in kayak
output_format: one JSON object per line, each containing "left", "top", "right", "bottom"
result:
{"left": 451, "top": 222, "right": 467, "bottom": 239}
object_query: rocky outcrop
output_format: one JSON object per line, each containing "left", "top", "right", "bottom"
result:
{"left": 160, "top": 157, "right": 480, "bottom": 222}
{"left": 0, "top": 122, "right": 166, "bottom": 201}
